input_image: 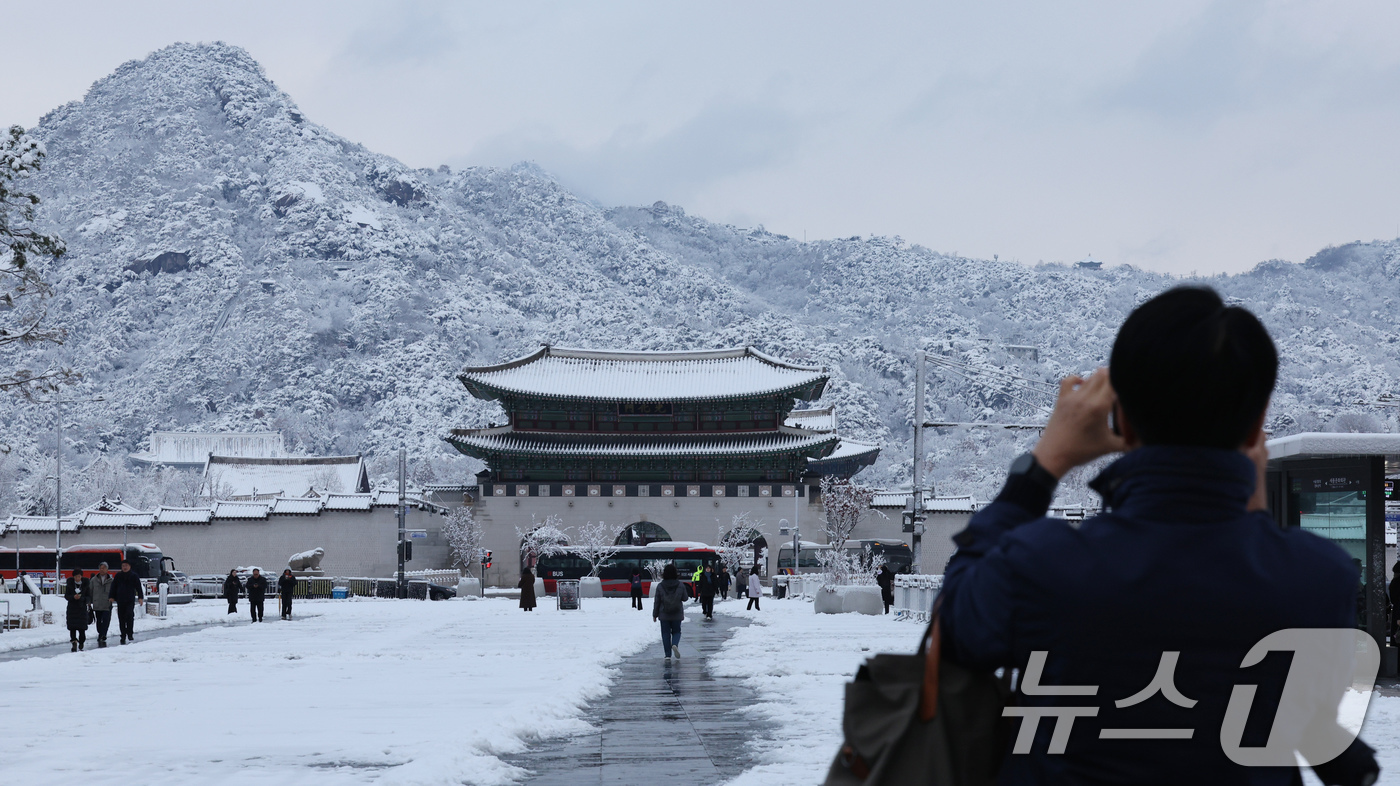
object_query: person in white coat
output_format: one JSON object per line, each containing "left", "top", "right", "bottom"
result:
{"left": 746, "top": 569, "right": 763, "bottom": 611}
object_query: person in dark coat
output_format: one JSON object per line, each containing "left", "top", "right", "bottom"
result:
{"left": 629, "top": 568, "right": 644, "bottom": 611}
{"left": 735, "top": 567, "right": 748, "bottom": 601}
{"left": 89, "top": 562, "right": 114, "bottom": 647}
{"left": 875, "top": 564, "right": 896, "bottom": 614}
{"left": 222, "top": 569, "right": 241, "bottom": 615}
{"left": 278, "top": 569, "right": 297, "bottom": 620}
{"left": 518, "top": 567, "right": 537, "bottom": 611}
{"left": 1390, "top": 560, "right": 1400, "bottom": 647}
{"left": 245, "top": 568, "right": 268, "bottom": 622}
{"left": 938, "top": 288, "right": 1372, "bottom": 785}
{"left": 64, "top": 568, "right": 91, "bottom": 652}
{"left": 111, "top": 560, "right": 145, "bottom": 645}
{"left": 696, "top": 564, "right": 718, "bottom": 620}
{"left": 652, "top": 563, "right": 692, "bottom": 659}
{"left": 716, "top": 566, "right": 731, "bottom": 600}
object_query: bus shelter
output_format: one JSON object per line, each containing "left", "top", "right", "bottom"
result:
{"left": 1265, "top": 433, "right": 1399, "bottom": 677}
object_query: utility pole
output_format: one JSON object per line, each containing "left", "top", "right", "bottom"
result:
{"left": 911, "top": 352, "right": 926, "bottom": 573}
{"left": 54, "top": 399, "right": 61, "bottom": 592}
{"left": 397, "top": 448, "right": 407, "bottom": 598}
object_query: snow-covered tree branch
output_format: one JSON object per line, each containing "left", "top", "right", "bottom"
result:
{"left": 571, "top": 520, "right": 620, "bottom": 577}
{"left": 442, "top": 506, "right": 484, "bottom": 570}
{"left": 819, "top": 475, "right": 875, "bottom": 584}
{"left": 516, "top": 515, "right": 568, "bottom": 569}
{"left": 0, "top": 125, "right": 74, "bottom": 400}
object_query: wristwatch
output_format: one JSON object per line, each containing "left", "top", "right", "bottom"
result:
{"left": 1008, "top": 452, "right": 1059, "bottom": 494}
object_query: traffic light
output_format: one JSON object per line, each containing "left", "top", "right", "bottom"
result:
{"left": 480, "top": 549, "right": 493, "bottom": 569}
{"left": 398, "top": 541, "right": 413, "bottom": 561}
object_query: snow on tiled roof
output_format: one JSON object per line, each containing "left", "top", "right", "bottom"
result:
{"left": 270, "top": 497, "right": 323, "bottom": 515}
{"left": 448, "top": 426, "right": 839, "bottom": 458}
{"left": 459, "top": 345, "right": 828, "bottom": 402}
{"left": 784, "top": 406, "right": 837, "bottom": 432}
{"left": 211, "top": 501, "right": 271, "bottom": 519}
{"left": 130, "top": 431, "right": 284, "bottom": 466}
{"left": 3, "top": 516, "right": 80, "bottom": 532}
{"left": 820, "top": 439, "right": 880, "bottom": 460}
{"left": 204, "top": 455, "right": 368, "bottom": 498}
{"left": 870, "top": 491, "right": 978, "bottom": 513}
{"left": 155, "top": 507, "right": 213, "bottom": 524}
{"left": 323, "top": 493, "right": 373, "bottom": 511}
{"left": 82, "top": 512, "right": 155, "bottom": 529}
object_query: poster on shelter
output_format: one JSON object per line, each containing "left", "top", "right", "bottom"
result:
{"left": 557, "top": 580, "right": 581, "bottom": 611}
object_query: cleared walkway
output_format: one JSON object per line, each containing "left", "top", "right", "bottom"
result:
{"left": 0, "top": 621, "right": 229, "bottom": 663}
{"left": 512, "top": 613, "right": 768, "bottom": 785}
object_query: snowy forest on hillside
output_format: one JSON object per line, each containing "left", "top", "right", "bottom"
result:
{"left": 1, "top": 42, "right": 1398, "bottom": 517}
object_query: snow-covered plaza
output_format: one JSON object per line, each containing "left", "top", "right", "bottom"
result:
{"left": 1, "top": 596, "right": 1398, "bottom": 785}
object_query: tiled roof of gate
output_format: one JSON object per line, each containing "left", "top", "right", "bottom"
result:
{"left": 459, "top": 345, "right": 828, "bottom": 403}
{"left": 155, "top": 507, "right": 214, "bottom": 524}
{"left": 447, "top": 425, "right": 839, "bottom": 458}
{"left": 83, "top": 512, "right": 156, "bottom": 529}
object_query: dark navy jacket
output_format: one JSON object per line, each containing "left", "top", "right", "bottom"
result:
{"left": 941, "top": 447, "right": 1355, "bottom": 785}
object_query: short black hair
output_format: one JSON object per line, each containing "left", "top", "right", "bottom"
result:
{"left": 662, "top": 563, "right": 678, "bottom": 580}
{"left": 1110, "top": 286, "right": 1276, "bottom": 449}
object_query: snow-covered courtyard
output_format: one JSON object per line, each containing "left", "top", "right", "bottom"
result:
{"left": 1, "top": 596, "right": 1397, "bottom": 785}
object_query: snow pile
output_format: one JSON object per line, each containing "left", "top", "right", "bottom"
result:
{"left": 707, "top": 598, "right": 924, "bottom": 784}
{"left": 0, "top": 598, "right": 657, "bottom": 785}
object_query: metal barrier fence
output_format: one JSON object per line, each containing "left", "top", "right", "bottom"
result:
{"left": 192, "top": 575, "right": 460, "bottom": 600}
{"left": 892, "top": 574, "right": 942, "bottom": 622}
{"left": 771, "top": 574, "right": 833, "bottom": 599}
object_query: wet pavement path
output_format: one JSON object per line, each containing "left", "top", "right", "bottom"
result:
{"left": 0, "top": 621, "right": 229, "bottom": 663}
{"left": 511, "top": 612, "right": 769, "bottom": 785}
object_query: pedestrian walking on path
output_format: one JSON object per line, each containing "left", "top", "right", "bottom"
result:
{"left": 111, "top": 560, "right": 144, "bottom": 645}
{"left": 222, "top": 569, "right": 241, "bottom": 615}
{"left": 653, "top": 563, "right": 691, "bottom": 659}
{"left": 697, "top": 564, "right": 717, "bottom": 620}
{"left": 875, "top": 564, "right": 895, "bottom": 614}
{"left": 89, "top": 562, "right": 114, "bottom": 648}
{"left": 519, "top": 567, "right": 537, "bottom": 611}
{"left": 65, "top": 568, "right": 91, "bottom": 652}
{"left": 629, "top": 568, "right": 644, "bottom": 610}
{"left": 717, "top": 565, "right": 730, "bottom": 600}
{"left": 278, "top": 569, "right": 297, "bottom": 620}
{"left": 246, "top": 568, "right": 268, "bottom": 622}
{"left": 735, "top": 567, "right": 748, "bottom": 601}
{"left": 746, "top": 569, "right": 762, "bottom": 611}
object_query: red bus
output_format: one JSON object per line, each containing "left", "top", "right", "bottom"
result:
{"left": 1, "top": 543, "right": 173, "bottom": 595}
{"left": 536, "top": 542, "right": 721, "bottom": 596}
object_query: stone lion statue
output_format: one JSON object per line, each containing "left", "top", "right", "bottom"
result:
{"left": 287, "top": 547, "right": 326, "bottom": 572}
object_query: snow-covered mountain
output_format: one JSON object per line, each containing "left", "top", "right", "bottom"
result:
{"left": 3, "top": 42, "right": 1397, "bottom": 514}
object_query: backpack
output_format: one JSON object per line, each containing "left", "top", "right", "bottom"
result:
{"left": 658, "top": 582, "right": 686, "bottom": 616}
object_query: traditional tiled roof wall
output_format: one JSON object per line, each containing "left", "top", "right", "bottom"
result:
{"left": 1, "top": 490, "right": 436, "bottom": 534}
{"left": 459, "top": 346, "right": 828, "bottom": 402}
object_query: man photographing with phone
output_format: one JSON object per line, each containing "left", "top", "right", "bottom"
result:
{"left": 939, "top": 287, "right": 1377, "bottom": 785}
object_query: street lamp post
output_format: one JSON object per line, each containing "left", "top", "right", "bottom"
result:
{"left": 38, "top": 395, "right": 104, "bottom": 593}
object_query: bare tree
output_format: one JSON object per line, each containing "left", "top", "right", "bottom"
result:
{"left": 819, "top": 475, "right": 876, "bottom": 584}
{"left": 645, "top": 559, "right": 670, "bottom": 582}
{"left": 0, "top": 125, "right": 75, "bottom": 400}
{"left": 442, "top": 506, "right": 484, "bottom": 571}
{"left": 515, "top": 515, "right": 568, "bottom": 570}
{"left": 572, "top": 520, "right": 621, "bottom": 577}
{"left": 716, "top": 512, "right": 762, "bottom": 575}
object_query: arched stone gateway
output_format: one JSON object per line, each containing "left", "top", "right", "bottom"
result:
{"left": 616, "top": 521, "right": 672, "bottom": 546}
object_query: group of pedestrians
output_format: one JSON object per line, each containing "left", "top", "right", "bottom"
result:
{"left": 63, "top": 561, "right": 144, "bottom": 651}
{"left": 221, "top": 567, "right": 298, "bottom": 621}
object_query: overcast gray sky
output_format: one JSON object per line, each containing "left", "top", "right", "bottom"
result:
{"left": 7, "top": 1, "right": 1400, "bottom": 274}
